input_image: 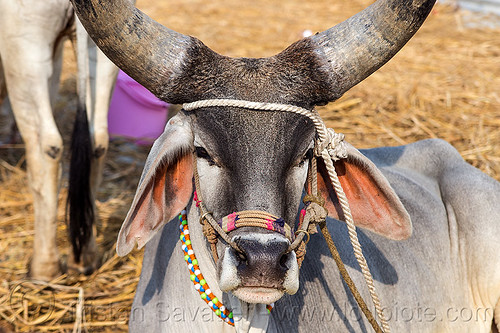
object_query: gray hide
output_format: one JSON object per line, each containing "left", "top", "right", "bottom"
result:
{"left": 0, "top": 0, "right": 119, "bottom": 279}
{"left": 128, "top": 135, "right": 500, "bottom": 332}
{"left": 68, "top": 0, "right": 500, "bottom": 331}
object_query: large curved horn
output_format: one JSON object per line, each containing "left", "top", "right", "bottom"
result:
{"left": 69, "top": 0, "right": 192, "bottom": 99}
{"left": 310, "top": 0, "right": 436, "bottom": 99}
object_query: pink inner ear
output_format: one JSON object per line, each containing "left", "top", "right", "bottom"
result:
{"left": 317, "top": 158, "right": 411, "bottom": 240}
{"left": 126, "top": 153, "right": 193, "bottom": 244}
{"left": 156, "top": 153, "right": 194, "bottom": 228}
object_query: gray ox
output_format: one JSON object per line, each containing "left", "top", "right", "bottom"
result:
{"left": 71, "top": 0, "right": 500, "bottom": 331}
{"left": 0, "top": 0, "right": 118, "bottom": 279}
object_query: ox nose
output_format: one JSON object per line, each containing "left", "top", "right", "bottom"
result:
{"left": 233, "top": 237, "right": 291, "bottom": 286}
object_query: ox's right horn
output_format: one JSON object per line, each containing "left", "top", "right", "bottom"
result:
{"left": 310, "top": 0, "right": 436, "bottom": 100}
{"left": 70, "top": 0, "right": 192, "bottom": 100}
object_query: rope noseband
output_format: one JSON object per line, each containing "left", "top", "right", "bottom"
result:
{"left": 219, "top": 211, "right": 293, "bottom": 240}
{"left": 183, "top": 99, "right": 389, "bottom": 333}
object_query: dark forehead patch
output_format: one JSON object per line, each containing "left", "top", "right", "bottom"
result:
{"left": 163, "top": 38, "right": 337, "bottom": 106}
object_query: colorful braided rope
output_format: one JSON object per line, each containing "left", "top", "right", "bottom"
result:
{"left": 179, "top": 210, "right": 273, "bottom": 326}
{"left": 218, "top": 210, "right": 293, "bottom": 240}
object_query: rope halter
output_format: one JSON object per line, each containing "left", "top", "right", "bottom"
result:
{"left": 183, "top": 98, "right": 390, "bottom": 333}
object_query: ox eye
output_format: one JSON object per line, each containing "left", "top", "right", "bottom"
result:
{"left": 195, "top": 146, "right": 217, "bottom": 166}
{"left": 297, "top": 148, "right": 313, "bottom": 167}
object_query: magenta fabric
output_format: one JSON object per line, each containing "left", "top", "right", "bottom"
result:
{"left": 108, "top": 70, "right": 169, "bottom": 144}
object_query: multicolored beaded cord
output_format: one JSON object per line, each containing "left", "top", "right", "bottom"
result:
{"left": 179, "top": 210, "right": 273, "bottom": 326}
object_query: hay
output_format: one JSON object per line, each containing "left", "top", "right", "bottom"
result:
{"left": 0, "top": 0, "right": 499, "bottom": 331}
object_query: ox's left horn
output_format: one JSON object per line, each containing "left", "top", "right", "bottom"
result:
{"left": 311, "top": 0, "right": 436, "bottom": 99}
{"left": 70, "top": 0, "right": 192, "bottom": 100}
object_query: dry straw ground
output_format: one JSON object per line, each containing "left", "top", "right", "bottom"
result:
{"left": 0, "top": 0, "right": 499, "bottom": 331}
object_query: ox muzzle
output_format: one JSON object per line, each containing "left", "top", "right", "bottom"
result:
{"left": 193, "top": 188, "right": 303, "bottom": 304}
{"left": 212, "top": 210, "right": 301, "bottom": 304}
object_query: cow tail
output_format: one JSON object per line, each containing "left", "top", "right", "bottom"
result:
{"left": 67, "top": 17, "right": 93, "bottom": 263}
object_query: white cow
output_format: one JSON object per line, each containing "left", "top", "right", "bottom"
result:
{"left": 0, "top": 0, "right": 118, "bottom": 280}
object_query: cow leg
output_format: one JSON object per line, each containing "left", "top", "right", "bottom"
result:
{"left": 88, "top": 43, "right": 117, "bottom": 198}
{"left": 2, "top": 47, "right": 65, "bottom": 280}
{"left": 0, "top": 1, "right": 72, "bottom": 280}
{"left": 78, "top": 39, "right": 118, "bottom": 271}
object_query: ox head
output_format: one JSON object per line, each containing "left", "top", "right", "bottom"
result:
{"left": 71, "top": 0, "right": 435, "bottom": 304}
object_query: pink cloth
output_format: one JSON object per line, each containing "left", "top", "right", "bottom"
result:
{"left": 108, "top": 70, "right": 169, "bottom": 144}
{"left": 227, "top": 213, "right": 237, "bottom": 232}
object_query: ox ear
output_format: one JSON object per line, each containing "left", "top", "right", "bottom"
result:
{"left": 116, "top": 113, "right": 194, "bottom": 256}
{"left": 317, "top": 143, "right": 412, "bottom": 240}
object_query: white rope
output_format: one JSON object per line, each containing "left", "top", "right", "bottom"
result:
{"left": 183, "top": 98, "right": 389, "bottom": 332}
{"left": 321, "top": 150, "right": 390, "bottom": 333}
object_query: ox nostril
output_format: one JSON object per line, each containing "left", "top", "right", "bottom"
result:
{"left": 279, "top": 252, "right": 290, "bottom": 269}
{"left": 233, "top": 239, "right": 248, "bottom": 264}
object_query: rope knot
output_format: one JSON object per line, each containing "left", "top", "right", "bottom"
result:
{"left": 327, "top": 129, "right": 347, "bottom": 160}
{"left": 304, "top": 202, "right": 328, "bottom": 232}
{"left": 302, "top": 195, "right": 327, "bottom": 235}
{"left": 303, "top": 193, "right": 325, "bottom": 207}
{"left": 315, "top": 128, "right": 347, "bottom": 161}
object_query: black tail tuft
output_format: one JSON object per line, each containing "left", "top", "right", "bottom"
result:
{"left": 67, "top": 103, "right": 94, "bottom": 263}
